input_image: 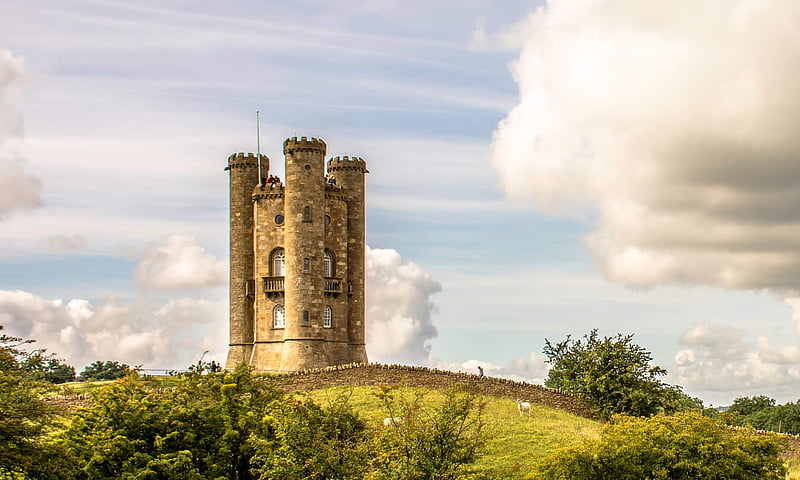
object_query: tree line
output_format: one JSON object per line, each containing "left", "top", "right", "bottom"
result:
{"left": 0, "top": 325, "right": 792, "bottom": 479}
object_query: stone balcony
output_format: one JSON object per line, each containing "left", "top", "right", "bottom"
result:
{"left": 263, "top": 276, "right": 284, "bottom": 294}
{"left": 262, "top": 276, "right": 343, "bottom": 296}
{"left": 325, "top": 278, "right": 343, "bottom": 296}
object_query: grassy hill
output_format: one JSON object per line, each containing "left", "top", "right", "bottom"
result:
{"left": 49, "top": 364, "right": 800, "bottom": 478}
{"left": 306, "top": 384, "right": 601, "bottom": 477}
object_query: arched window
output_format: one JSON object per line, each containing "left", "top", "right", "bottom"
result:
{"left": 273, "top": 305, "right": 285, "bottom": 328}
{"left": 323, "top": 251, "right": 334, "bottom": 278}
{"left": 303, "top": 257, "right": 310, "bottom": 273}
{"left": 323, "top": 306, "right": 332, "bottom": 328}
{"left": 271, "top": 249, "right": 285, "bottom": 276}
{"left": 303, "top": 206, "right": 311, "bottom": 222}
{"left": 302, "top": 310, "right": 310, "bottom": 325}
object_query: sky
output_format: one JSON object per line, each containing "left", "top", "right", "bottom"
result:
{"left": 1, "top": 0, "right": 799, "bottom": 406}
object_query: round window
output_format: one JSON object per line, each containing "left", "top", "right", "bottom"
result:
{"left": 304, "top": 164, "right": 311, "bottom": 171}
{"left": 324, "top": 215, "right": 331, "bottom": 225}
{"left": 275, "top": 214, "right": 284, "bottom": 224}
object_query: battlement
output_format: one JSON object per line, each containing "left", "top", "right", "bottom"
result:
{"left": 327, "top": 155, "right": 368, "bottom": 173}
{"left": 283, "top": 136, "right": 327, "bottom": 154}
{"left": 225, "top": 152, "right": 268, "bottom": 170}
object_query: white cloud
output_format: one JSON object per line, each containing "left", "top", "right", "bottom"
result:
{"left": 679, "top": 323, "right": 750, "bottom": 361}
{"left": 0, "top": 289, "right": 227, "bottom": 370}
{"left": 508, "top": 351, "right": 549, "bottom": 382}
{"left": 489, "top": 0, "right": 800, "bottom": 398}
{"left": 489, "top": 0, "right": 800, "bottom": 293}
{"left": 366, "top": 246, "right": 441, "bottom": 364}
{"left": 672, "top": 307, "right": 800, "bottom": 402}
{"left": 429, "top": 352, "right": 549, "bottom": 384}
{"left": 0, "top": 49, "right": 41, "bottom": 218}
{"left": 135, "top": 234, "right": 227, "bottom": 290}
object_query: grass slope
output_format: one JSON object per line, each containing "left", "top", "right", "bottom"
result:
{"left": 55, "top": 375, "right": 800, "bottom": 478}
{"left": 307, "top": 385, "right": 602, "bottom": 477}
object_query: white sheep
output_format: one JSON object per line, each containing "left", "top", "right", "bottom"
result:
{"left": 516, "top": 399, "right": 531, "bottom": 416}
{"left": 383, "top": 417, "right": 404, "bottom": 427}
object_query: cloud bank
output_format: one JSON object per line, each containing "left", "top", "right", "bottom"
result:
{"left": 1, "top": 235, "right": 231, "bottom": 370}
{"left": 489, "top": 0, "right": 800, "bottom": 397}
{"left": 0, "top": 49, "right": 42, "bottom": 218}
{"left": 673, "top": 319, "right": 800, "bottom": 401}
{"left": 366, "top": 246, "right": 441, "bottom": 364}
{"left": 0, "top": 290, "right": 227, "bottom": 370}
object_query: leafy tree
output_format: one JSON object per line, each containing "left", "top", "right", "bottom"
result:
{"left": 543, "top": 329, "right": 682, "bottom": 417}
{"left": 737, "top": 401, "right": 800, "bottom": 435}
{"left": 729, "top": 395, "right": 777, "bottom": 417}
{"left": 0, "top": 326, "right": 76, "bottom": 478}
{"left": 530, "top": 411, "right": 787, "bottom": 480}
{"left": 369, "top": 386, "right": 487, "bottom": 480}
{"left": 252, "top": 390, "right": 369, "bottom": 480}
{"left": 20, "top": 350, "right": 76, "bottom": 384}
{"left": 0, "top": 325, "right": 75, "bottom": 383}
{"left": 79, "top": 360, "right": 130, "bottom": 381}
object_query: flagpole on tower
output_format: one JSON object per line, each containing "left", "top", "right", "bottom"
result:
{"left": 256, "top": 110, "right": 263, "bottom": 185}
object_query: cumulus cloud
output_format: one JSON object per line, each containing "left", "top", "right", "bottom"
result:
{"left": 489, "top": 0, "right": 800, "bottom": 398}
{"left": 489, "top": 0, "right": 800, "bottom": 294}
{"left": 672, "top": 320, "right": 800, "bottom": 401}
{"left": 0, "top": 49, "right": 41, "bottom": 218}
{"left": 135, "top": 235, "right": 227, "bottom": 289}
{"left": 366, "top": 246, "right": 441, "bottom": 364}
{"left": 0, "top": 289, "right": 227, "bottom": 370}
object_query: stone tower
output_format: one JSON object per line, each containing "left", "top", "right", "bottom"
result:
{"left": 225, "top": 136, "right": 368, "bottom": 371}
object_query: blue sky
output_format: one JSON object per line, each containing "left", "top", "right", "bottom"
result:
{"left": 2, "top": 0, "right": 800, "bottom": 406}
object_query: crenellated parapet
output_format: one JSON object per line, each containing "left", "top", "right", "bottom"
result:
{"left": 325, "top": 192, "right": 351, "bottom": 203}
{"left": 283, "top": 136, "right": 326, "bottom": 155}
{"left": 252, "top": 190, "right": 285, "bottom": 201}
{"left": 225, "top": 152, "right": 268, "bottom": 171}
{"left": 327, "top": 155, "right": 368, "bottom": 173}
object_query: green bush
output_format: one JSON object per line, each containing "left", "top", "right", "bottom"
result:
{"left": 530, "top": 411, "right": 787, "bottom": 480}
{"left": 0, "top": 327, "right": 74, "bottom": 479}
{"left": 65, "top": 366, "right": 283, "bottom": 479}
{"left": 368, "top": 386, "right": 487, "bottom": 480}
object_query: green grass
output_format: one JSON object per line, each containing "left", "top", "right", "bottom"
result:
{"left": 55, "top": 377, "right": 800, "bottom": 479}
{"left": 306, "top": 385, "right": 602, "bottom": 477}
{"left": 787, "top": 460, "right": 800, "bottom": 480}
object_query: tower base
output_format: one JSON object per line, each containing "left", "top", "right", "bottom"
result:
{"left": 225, "top": 344, "right": 254, "bottom": 370}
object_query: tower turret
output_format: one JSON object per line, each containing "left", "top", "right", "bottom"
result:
{"left": 327, "top": 155, "right": 369, "bottom": 363}
{"left": 280, "top": 137, "right": 328, "bottom": 370}
{"left": 225, "top": 152, "right": 268, "bottom": 368}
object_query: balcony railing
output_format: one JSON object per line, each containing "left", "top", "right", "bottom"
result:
{"left": 262, "top": 277, "right": 343, "bottom": 295}
{"left": 263, "top": 276, "right": 284, "bottom": 293}
{"left": 324, "top": 278, "right": 343, "bottom": 295}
